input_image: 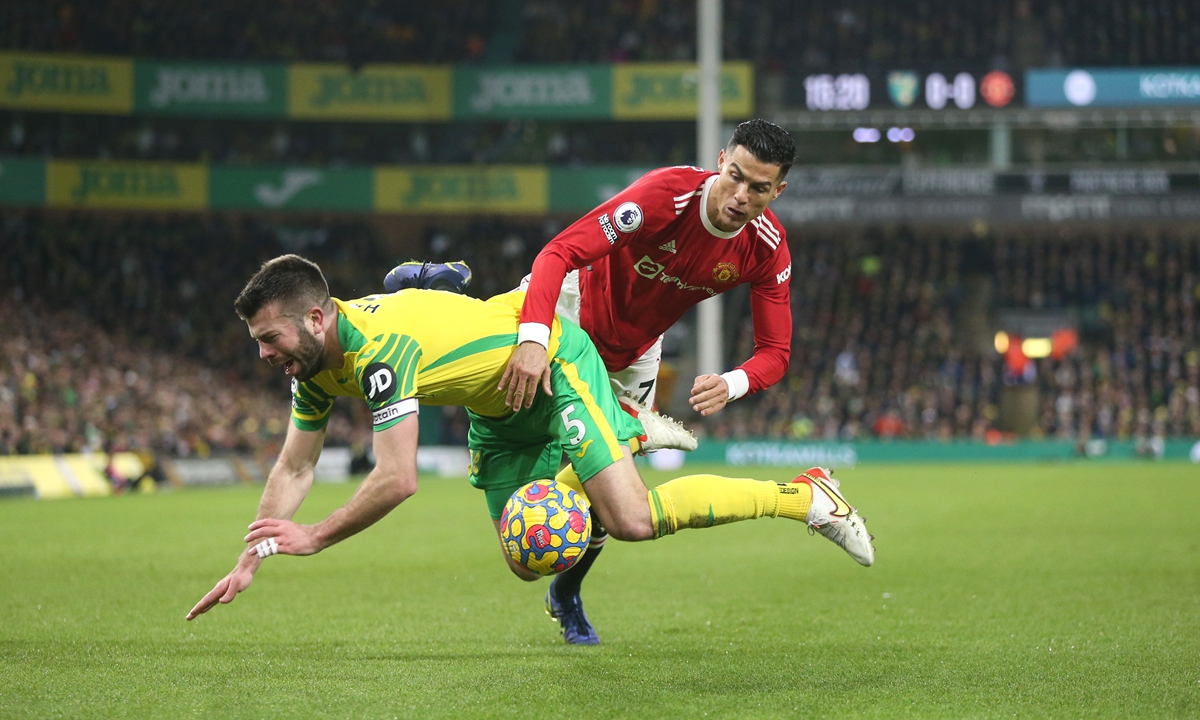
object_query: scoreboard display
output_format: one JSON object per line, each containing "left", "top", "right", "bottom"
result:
{"left": 799, "top": 69, "right": 1019, "bottom": 111}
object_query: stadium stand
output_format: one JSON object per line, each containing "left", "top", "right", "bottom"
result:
{"left": 710, "top": 227, "right": 1199, "bottom": 444}
{"left": 3, "top": 0, "right": 1197, "bottom": 67}
{"left": 3, "top": 211, "right": 1196, "bottom": 459}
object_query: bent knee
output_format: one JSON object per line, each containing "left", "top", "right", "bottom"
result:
{"left": 604, "top": 519, "right": 654, "bottom": 542}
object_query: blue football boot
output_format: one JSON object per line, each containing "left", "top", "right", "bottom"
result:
{"left": 384, "top": 261, "right": 472, "bottom": 294}
{"left": 545, "top": 576, "right": 601, "bottom": 646}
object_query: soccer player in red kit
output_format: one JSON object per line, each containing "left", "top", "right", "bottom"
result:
{"left": 387, "top": 120, "right": 870, "bottom": 645}
{"left": 504, "top": 118, "right": 794, "bottom": 420}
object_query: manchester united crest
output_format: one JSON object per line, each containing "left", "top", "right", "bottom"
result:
{"left": 712, "top": 262, "right": 740, "bottom": 283}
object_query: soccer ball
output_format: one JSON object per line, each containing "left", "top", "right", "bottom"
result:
{"left": 500, "top": 479, "right": 592, "bottom": 576}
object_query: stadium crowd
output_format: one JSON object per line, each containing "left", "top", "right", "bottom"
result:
{"left": 3, "top": 0, "right": 1195, "bottom": 68}
{"left": 706, "top": 227, "right": 1200, "bottom": 444}
{"left": 2, "top": 211, "right": 1197, "bottom": 458}
{"left": 0, "top": 210, "right": 558, "bottom": 456}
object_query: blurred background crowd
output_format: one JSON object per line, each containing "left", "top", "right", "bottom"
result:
{"left": 4, "top": 0, "right": 1196, "bottom": 68}
{"left": 3, "top": 210, "right": 1197, "bottom": 457}
{"left": 2, "top": 0, "right": 1199, "bottom": 462}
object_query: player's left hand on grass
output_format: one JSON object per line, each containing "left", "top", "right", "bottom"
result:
{"left": 243, "top": 518, "right": 323, "bottom": 558}
{"left": 186, "top": 561, "right": 257, "bottom": 621}
{"left": 689, "top": 374, "right": 729, "bottom": 417}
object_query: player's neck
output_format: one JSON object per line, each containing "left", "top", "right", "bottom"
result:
{"left": 321, "top": 307, "right": 345, "bottom": 372}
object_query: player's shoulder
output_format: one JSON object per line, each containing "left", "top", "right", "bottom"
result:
{"left": 615, "top": 166, "right": 712, "bottom": 228}
{"left": 627, "top": 165, "right": 711, "bottom": 201}
{"left": 746, "top": 206, "right": 788, "bottom": 254}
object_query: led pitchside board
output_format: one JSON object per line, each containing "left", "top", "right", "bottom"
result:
{"left": 800, "top": 69, "right": 1018, "bottom": 111}
{"left": 1026, "top": 68, "right": 1200, "bottom": 107}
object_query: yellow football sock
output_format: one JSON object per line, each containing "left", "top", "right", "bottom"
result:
{"left": 647, "top": 474, "right": 813, "bottom": 538}
{"left": 554, "top": 465, "right": 588, "bottom": 501}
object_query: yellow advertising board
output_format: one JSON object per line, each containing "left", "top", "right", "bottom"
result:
{"left": 0, "top": 455, "right": 112, "bottom": 499}
{"left": 47, "top": 160, "right": 208, "bottom": 209}
{"left": 288, "top": 63, "right": 452, "bottom": 120}
{"left": 0, "top": 51, "right": 133, "bottom": 114}
{"left": 373, "top": 166, "right": 547, "bottom": 213}
{"left": 612, "top": 61, "right": 754, "bottom": 119}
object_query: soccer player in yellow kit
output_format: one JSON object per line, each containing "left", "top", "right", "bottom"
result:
{"left": 186, "top": 255, "right": 873, "bottom": 626}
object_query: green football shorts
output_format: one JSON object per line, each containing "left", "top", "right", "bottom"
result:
{"left": 468, "top": 321, "right": 644, "bottom": 520}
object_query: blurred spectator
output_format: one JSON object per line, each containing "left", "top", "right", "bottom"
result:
{"left": 3, "top": 0, "right": 1195, "bottom": 68}
{"left": 0, "top": 209, "right": 555, "bottom": 456}
{"left": 704, "top": 226, "right": 1200, "bottom": 443}
{"left": 3, "top": 211, "right": 1196, "bottom": 456}
{"left": 0, "top": 0, "right": 496, "bottom": 64}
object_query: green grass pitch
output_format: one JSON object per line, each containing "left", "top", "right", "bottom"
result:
{"left": 2, "top": 462, "right": 1198, "bottom": 718}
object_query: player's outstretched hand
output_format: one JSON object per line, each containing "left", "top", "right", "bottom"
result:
{"left": 243, "top": 518, "right": 322, "bottom": 557}
{"left": 186, "top": 563, "right": 256, "bottom": 621}
{"left": 690, "top": 374, "right": 729, "bottom": 417}
{"left": 499, "top": 341, "right": 552, "bottom": 411}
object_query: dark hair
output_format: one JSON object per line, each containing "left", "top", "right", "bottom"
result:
{"left": 234, "top": 254, "right": 332, "bottom": 320}
{"left": 727, "top": 118, "right": 796, "bottom": 180}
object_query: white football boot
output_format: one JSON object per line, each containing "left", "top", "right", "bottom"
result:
{"left": 795, "top": 467, "right": 874, "bottom": 566}
{"left": 618, "top": 397, "right": 698, "bottom": 452}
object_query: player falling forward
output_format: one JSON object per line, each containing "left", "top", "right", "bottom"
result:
{"left": 186, "top": 255, "right": 873, "bottom": 625}
{"left": 385, "top": 119, "right": 799, "bottom": 644}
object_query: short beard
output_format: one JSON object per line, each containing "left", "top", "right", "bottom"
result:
{"left": 290, "top": 319, "right": 327, "bottom": 382}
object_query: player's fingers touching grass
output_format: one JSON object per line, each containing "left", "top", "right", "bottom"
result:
{"left": 186, "top": 571, "right": 249, "bottom": 620}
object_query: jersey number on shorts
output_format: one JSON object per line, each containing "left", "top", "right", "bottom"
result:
{"left": 560, "top": 404, "right": 586, "bottom": 446}
{"left": 637, "top": 379, "right": 655, "bottom": 403}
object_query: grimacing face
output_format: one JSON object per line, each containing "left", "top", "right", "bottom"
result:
{"left": 246, "top": 302, "right": 326, "bottom": 382}
{"left": 706, "top": 144, "right": 787, "bottom": 233}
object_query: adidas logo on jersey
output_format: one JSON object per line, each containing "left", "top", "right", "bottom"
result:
{"left": 658, "top": 239, "right": 677, "bottom": 254}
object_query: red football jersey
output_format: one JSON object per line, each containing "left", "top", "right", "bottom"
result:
{"left": 521, "top": 165, "right": 792, "bottom": 396}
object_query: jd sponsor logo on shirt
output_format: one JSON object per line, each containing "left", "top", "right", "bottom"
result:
{"left": 613, "top": 202, "right": 643, "bottom": 233}
{"left": 363, "top": 362, "right": 397, "bottom": 403}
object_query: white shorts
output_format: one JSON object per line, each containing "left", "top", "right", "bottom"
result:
{"left": 519, "top": 270, "right": 663, "bottom": 407}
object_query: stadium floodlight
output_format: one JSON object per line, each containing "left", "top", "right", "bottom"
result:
{"left": 853, "top": 127, "right": 881, "bottom": 143}
{"left": 994, "top": 331, "right": 1009, "bottom": 353}
{"left": 1021, "top": 338, "right": 1053, "bottom": 359}
{"left": 886, "top": 127, "right": 915, "bottom": 142}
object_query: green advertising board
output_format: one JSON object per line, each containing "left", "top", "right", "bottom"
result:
{"left": 209, "top": 166, "right": 373, "bottom": 210}
{"left": 453, "top": 65, "right": 611, "bottom": 119}
{"left": 2, "top": 157, "right": 679, "bottom": 214}
{"left": 0, "top": 157, "right": 46, "bottom": 205}
{"left": 133, "top": 61, "right": 287, "bottom": 116}
{"left": 547, "top": 166, "right": 649, "bottom": 211}
{"left": 685, "top": 439, "right": 1200, "bottom": 466}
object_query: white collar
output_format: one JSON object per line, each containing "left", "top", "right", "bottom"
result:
{"left": 698, "top": 174, "right": 743, "bottom": 239}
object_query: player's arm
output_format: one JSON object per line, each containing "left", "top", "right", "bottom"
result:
{"left": 504, "top": 172, "right": 668, "bottom": 409}
{"left": 186, "top": 421, "right": 325, "bottom": 620}
{"left": 245, "top": 414, "right": 419, "bottom": 554}
{"left": 691, "top": 253, "right": 793, "bottom": 416}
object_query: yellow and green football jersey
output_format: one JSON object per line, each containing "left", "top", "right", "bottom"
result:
{"left": 291, "top": 290, "right": 562, "bottom": 432}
